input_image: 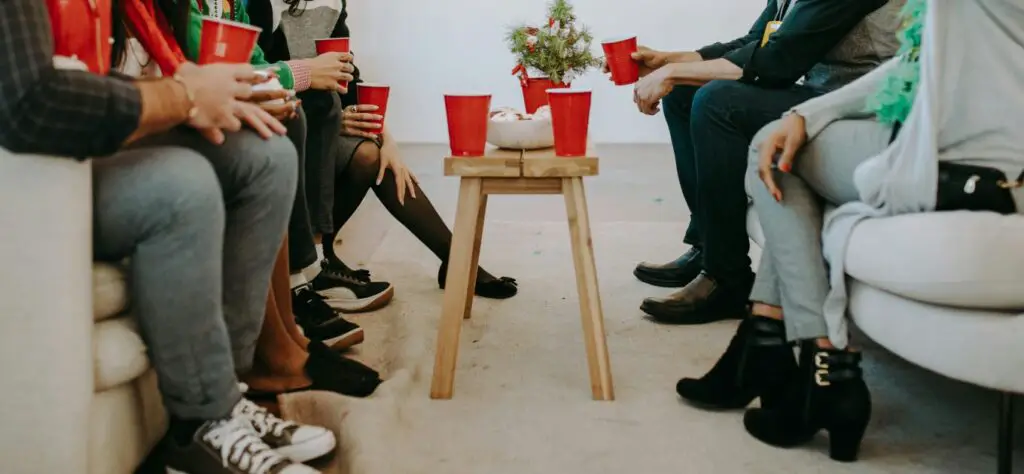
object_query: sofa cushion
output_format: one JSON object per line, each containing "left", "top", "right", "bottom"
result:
{"left": 94, "top": 317, "right": 150, "bottom": 391}
{"left": 849, "top": 282, "right": 1024, "bottom": 394}
{"left": 93, "top": 262, "right": 128, "bottom": 321}
{"left": 845, "top": 212, "right": 1024, "bottom": 309}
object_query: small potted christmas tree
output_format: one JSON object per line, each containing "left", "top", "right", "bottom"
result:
{"left": 506, "top": 0, "right": 601, "bottom": 113}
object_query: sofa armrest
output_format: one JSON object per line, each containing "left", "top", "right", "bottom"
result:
{"left": 0, "top": 150, "right": 93, "bottom": 473}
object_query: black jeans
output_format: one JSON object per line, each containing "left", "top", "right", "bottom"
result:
{"left": 663, "top": 80, "right": 821, "bottom": 282}
{"left": 284, "top": 109, "right": 319, "bottom": 272}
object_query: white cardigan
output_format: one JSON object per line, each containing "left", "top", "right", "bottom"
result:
{"left": 781, "top": 0, "right": 1024, "bottom": 348}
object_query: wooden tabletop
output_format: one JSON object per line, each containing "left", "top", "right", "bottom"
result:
{"left": 444, "top": 144, "right": 599, "bottom": 178}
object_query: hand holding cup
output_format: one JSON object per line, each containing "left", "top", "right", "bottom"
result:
{"left": 341, "top": 104, "right": 384, "bottom": 139}
{"left": 307, "top": 52, "right": 355, "bottom": 92}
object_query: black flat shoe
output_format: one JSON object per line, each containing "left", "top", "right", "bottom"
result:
{"left": 633, "top": 247, "right": 702, "bottom": 288}
{"left": 438, "top": 262, "right": 518, "bottom": 299}
{"left": 676, "top": 315, "right": 797, "bottom": 410}
{"left": 640, "top": 271, "right": 751, "bottom": 324}
{"left": 304, "top": 340, "right": 382, "bottom": 398}
{"left": 744, "top": 341, "right": 871, "bottom": 462}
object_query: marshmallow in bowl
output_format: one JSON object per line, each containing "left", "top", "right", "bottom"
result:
{"left": 531, "top": 105, "right": 552, "bottom": 120}
{"left": 489, "top": 107, "right": 526, "bottom": 122}
{"left": 488, "top": 106, "right": 553, "bottom": 122}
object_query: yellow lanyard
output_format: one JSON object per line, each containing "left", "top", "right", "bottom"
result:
{"left": 762, "top": 0, "right": 793, "bottom": 46}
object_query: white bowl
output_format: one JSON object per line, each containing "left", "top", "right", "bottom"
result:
{"left": 487, "top": 118, "right": 554, "bottom": 150}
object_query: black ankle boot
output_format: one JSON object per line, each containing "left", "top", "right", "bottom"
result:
{"left": 675, "top": 315, "right": 797, "bottom": 410}
{"left": 743, "top": 341, "right": 872, "bottom": 462}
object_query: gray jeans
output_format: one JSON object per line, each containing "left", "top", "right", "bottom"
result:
{"left": 746, "top": 119, "right": 892, "bottom": 341}
{"left": 96, "top": 129, "right": 297, "bottom": 419}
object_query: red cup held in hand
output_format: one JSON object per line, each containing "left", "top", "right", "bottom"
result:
{"left": 198, "top": 17, "right": 262, "bottom": 64}
{"left": 444, "top": 94, "right": 492, "bottom": 157}
{"left": 357, "top": 83, "right": 390, "bottom": 135}
{"left": 602, "top": 36, "right": 640, "bottom": 85}
{"left": 315, "top": 37, "right": 351, "bottom": 89}
{"left": 547, "top": 89, "right": 592, "bottom": 157}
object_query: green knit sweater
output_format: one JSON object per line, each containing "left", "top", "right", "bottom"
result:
{"left": 183, "top": 0, "right": 295, "bottom": 89}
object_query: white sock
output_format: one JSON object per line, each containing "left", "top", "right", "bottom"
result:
{"left": 289, "top": 272, "right": 308, "bottom": 290}
{"left": 301, "top": 260, "right": 322, "bottom": 281}
{"left": 315, "top": 243, "right": 325, "bottom": 263}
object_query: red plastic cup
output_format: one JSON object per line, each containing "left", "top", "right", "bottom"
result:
{"left": 357, "top": 83, "right": 390, "bottom": 135}
{"left": 602, "top": 36, "right": 640, "bottom": 85}
{"left": 198, "top": 17, "right": 262, "bottom": 64}
{"left": 547, "top": 89, "right": 592, "bottom": 157}
{"left": 444, "top": 93, "right": 492, "bottom": 157}
{"left": 315, "top": 37, "right": 351, "bottom": 89}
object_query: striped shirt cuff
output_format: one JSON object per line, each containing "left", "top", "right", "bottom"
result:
{"left": 287, "top": 60, "right": 312, "bottom": 92}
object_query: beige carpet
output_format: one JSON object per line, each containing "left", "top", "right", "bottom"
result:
{"left": 281, "top": 219, "right": 1022, "bottom": 474}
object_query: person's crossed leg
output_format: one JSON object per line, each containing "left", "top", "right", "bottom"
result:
{"left": 638, "top": 80, "right": 819, "bottom": 325}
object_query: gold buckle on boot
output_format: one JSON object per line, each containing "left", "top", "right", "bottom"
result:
{"left": 813, "top": 352, "right": 831, "bottom": 387}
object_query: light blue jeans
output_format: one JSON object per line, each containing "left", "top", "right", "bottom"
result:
{"left": 95, "top": 129, "right": 297, "bottom": 419}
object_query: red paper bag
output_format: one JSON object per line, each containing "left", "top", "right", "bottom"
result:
{"left": 46, "top": 0, "right": 113, "bottom": 75}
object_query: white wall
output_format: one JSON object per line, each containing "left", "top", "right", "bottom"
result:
{"left": 347, "top": 0, "right": 765, "bottom": 144}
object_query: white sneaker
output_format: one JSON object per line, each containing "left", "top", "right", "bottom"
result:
{"left": 164, "top": 417, "right": 319, "bottom": 474}
{"left": 233, "top": 396, "right": 337, "bottom": 463}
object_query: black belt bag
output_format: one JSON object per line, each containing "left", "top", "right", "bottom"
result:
{"left": 891, "top": 122, "right": 1020, "bottom": 214}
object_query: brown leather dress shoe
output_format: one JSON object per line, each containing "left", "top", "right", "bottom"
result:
{"left": 640, "top": 271, "right": 751, "bottom": 324}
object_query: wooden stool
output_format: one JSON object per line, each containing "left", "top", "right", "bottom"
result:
{"left": 430, "top": 145, "right": 614, "bottom": 401}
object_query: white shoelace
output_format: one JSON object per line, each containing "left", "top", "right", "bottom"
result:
{"left": 204, "top": 418, "right": 286, "bottom": 474}
{"left": 235, "top": 398, "right": 298, "bottom": 438}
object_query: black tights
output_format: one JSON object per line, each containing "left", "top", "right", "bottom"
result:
{"left": 322, "top": 141, "right": 497, "bottom": 283}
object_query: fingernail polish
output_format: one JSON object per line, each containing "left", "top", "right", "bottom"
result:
{"left": 780, "top": 163, "right": 791, "bottom": 172}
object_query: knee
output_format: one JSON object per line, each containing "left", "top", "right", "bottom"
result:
{"left": 691, "top": 80, "right": 748, "bottom": 122}
{"left": 153, "top": 150, "right": 225, "bottom": 229}
{"left": 351, "top": 141, "right": 381, "bottom": 169}
{"left": 258, "top": 135, "right": 300, "bottom": 202}
{"left": 745, "top": 119, "right": 784, "bottom": 197}
{"left": 226, "top": 132, "right": 299, "bottom": 211}
{"left": 749, "top": 119, "right": 784, "bottom": 167}
{"left": 662, "top": 85, "right": 700, "bottom": 118}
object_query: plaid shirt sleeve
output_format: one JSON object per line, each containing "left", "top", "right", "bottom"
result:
{"left": 0, "top": 0, "right": 143, "bottom": 158}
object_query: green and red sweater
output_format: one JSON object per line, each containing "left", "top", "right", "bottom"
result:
{"left": 182, "top": 0, "right": 304, "bottom": 89}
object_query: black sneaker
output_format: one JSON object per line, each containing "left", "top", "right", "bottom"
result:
{"left": 292, "top": 286, "right": 364, "bottom": 350}
{"left": 310, "top": 259, "right": 393, "bottom": 313}
{"left": 164, "top": 416, "right": 318, "bottom": 474}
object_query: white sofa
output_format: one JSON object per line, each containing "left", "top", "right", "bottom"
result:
{"left": 747, "top": 208, "right": 1023, "bottom": 474}
{"left": 0, "top": 151, "right": 166, "bottom": 474}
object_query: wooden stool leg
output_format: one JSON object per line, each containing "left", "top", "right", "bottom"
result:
{"left": 431, "top": 178, "right": 486, "bottom": 399}
{"left": 562, "top": 177, "right": 614, "bottom": 401}
{"left": 463, "top": 194, "right": 488, "bottom": 319}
